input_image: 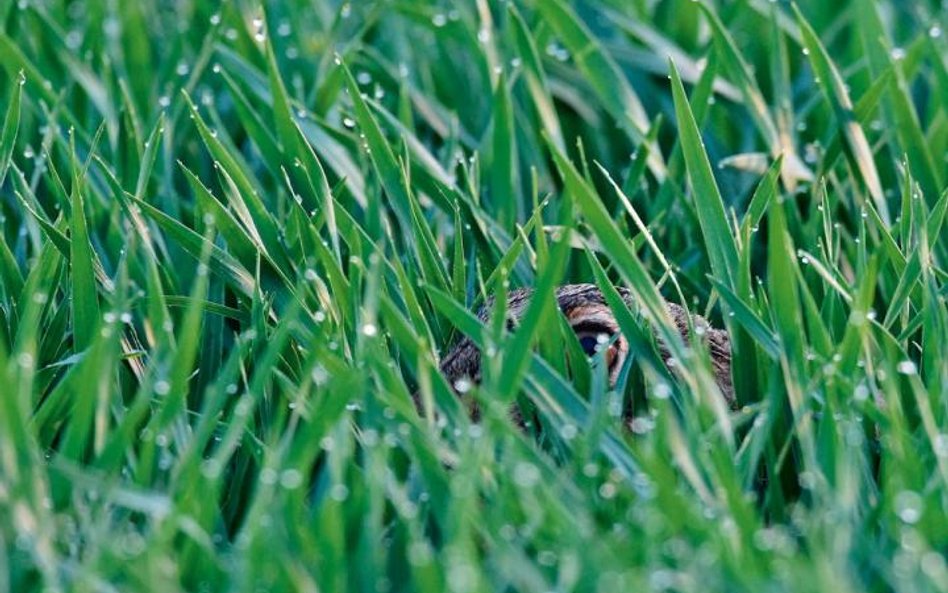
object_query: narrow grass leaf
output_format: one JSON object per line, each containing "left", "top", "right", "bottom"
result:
{"left": 0, "top": 70, "right": 23, "bottom": 187}
{"left": 69, "top": 179, "right": 99, "bottom": 351}
{"left": 795, "top": 6, "right": 889, "bottom": 222}
{"left": 669, "top": 61, "right": 739, "bottom": 289}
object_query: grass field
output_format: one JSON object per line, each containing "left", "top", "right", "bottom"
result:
{"left": 0, "top": 0, "right": 946, "bottom": 591}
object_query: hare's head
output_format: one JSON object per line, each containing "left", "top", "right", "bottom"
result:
{"left": 439, "top": 283, "right": 734, "bottom": 404}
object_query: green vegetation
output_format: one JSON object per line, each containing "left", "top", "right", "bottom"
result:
{"left": 0, "top": 0, "right": 945, "bottom": 591}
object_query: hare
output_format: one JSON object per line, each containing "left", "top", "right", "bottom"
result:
{"left": 439, "top": 284, "right": 734, "bottom": 406}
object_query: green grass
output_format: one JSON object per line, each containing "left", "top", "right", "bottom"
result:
{"left": 0, "top": 0, "right": 946, "bottom": 591}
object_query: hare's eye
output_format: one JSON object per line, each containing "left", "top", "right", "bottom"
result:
{"left": 577, "top": 334, "right": 601, "bottom": 356}
{"left": 574, "top": 330, "right": 619, "bottom": 368}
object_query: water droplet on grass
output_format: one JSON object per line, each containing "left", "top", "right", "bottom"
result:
{"left": 896, "top": 360, "right": 917, "bottom": 375}
{"left": 895, "top": 490, "right": 923, "bottom": 523}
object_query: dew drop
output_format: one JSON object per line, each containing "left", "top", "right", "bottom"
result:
{"left": 896, "top": 360, "right": 917, "bottom": 375}
{"left": 895, "top": 490, "right": 923, "bottom": 524}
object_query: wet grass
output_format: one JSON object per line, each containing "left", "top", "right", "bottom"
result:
{"left": 0, "top": 0, "right": 945, "bottom": 591}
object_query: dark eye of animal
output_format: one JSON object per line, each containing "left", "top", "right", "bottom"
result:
{"left": 578, "top": 334, "right": 600, "bottom": 356}
{"left": 573, "top": 327, "right": 619, "bottom": 371}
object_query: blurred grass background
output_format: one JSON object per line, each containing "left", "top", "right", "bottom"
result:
{"left": 0, "top": 0, "right": 945, "bottom": 591}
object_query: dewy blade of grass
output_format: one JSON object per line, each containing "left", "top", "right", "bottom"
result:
{"left": 182, "top": 163, "right": 260, "bottom": 269}
{"left": 57, "top": 310, "right": 120, "bottom": 464}
{"left": 819, "top": 67, "right": 892, "bottom": 178}
{"left": 183, "top": 92, "right": 285, "bottom": 261}
{"left": 0, "top": 34, "right": 60, "bottom": 112}
{"left": 741, "top": 156, "right": 784, "bottom": 239}
{"left": 834, "top": 256, "right": 879, "bottom": 381}
{"left": 490, "top": 71, "right": 517, "bottom": 229}
{"left": 710, "top": 279, "right": 781, "bottom": 360}
{"left": 170, "top": 340, "right": 249, "bottom": 485}
{"left": 475, "top": 0, "right": 501, "bottom": 86}
{"left": 668, "top": 61, "right": 739, "bottom": 290}
{"left": 925, "top": 189, "right": 948, "bottom": 256}
{"left": 621, "top": 117, "right": 661, "bottom": 198}
{"left": 794, "top": 6, "right": 889, "bottom": 223}
{"left": 0, "top": 227, "right": 23, "bottom": 303}
{"left": 208, "top": 299, "right": 305, "bottom": 474}
{"left": 340, "top": 58, "right": 412, "bottom": 228}
{"left": 886, "top": 63, "right": 942, "bottom": 205}
{"left": 883, "top": 250, "right": 923, "bottom": 328}
{"left": 49, "top": 458, "right": 171, "bottom": 519}
{"left": 362, "top": 47, "right": 460, "bottom": 140}
{"left": 451, "top": 204, "right": 467, "bottom": 304}
{"left": 405, "top": 168, "right": 451, "bottom": 295}
{"left": 0, "top": 73, "right": 25, "bottom": 297}
{"left": 698, "top": 3, "right": 811, "bottom": 184}
{"left": 388, "top": 254, "right": 439, "bottom": 347}
{"left": 796, "top": 249, "right": 853, "bottom": 304}
{"left": 12, "top": 185, "right": 70, "bottom": 260}
{"left": 767, "top": 3, "right": 804, "bottom": 191}
{"left": 536, "top": 0, "right": 666, "bottom": 180}
{"left": 214, "top": 157, "right": 295, "bottom": 276}
{"left": 508, "top": 4, "right": 565, "bottom": 152}
{"left": 129, "top": 194, "right": 255, "bottom": 297}
{"left": 299, "top": 119, "right": 369, "bottom": 208}
{"left": 860, "top": 198, "right": 908, "bottom": 276}
{"left": 155, "top": 228, "right": 214, "bottom": 429}
{"left": 290, "top": 120, "right": 341, "bottom": 259}
{"left": 767, "top": 193, "right": 814, "bottom": 461}
{"left": 369, "top": 99, "right": 456, "bottom": 190}
{"left": 93, "top": 156, "right": 174, "bottom": 351}
{"left": 264, "top": 37, "right": 300, "bottom": 158}
{"left": 854, "top": 0, "right": 942, "bottom": 204}
{"left": 114, "top": 1, "right": 151, "bottom": 119}
{"left": 133, "top": 112, "right": 164, "bottom": 200}
{"left": 220, "top": 69, "right": 283, "bottom": 173}
{"left": 0, "top": 70, "right": 23, "bottom": 188}
{"left": 898, "top": 167, "right": 917, "bottom": 250}
{"left": 69, "top": 175, "right": 99, "bottom": 352}
{"left": 736, "top": 150, "right": 783, "bottom": 412}
{"left": 523, "top": 356, "right": 643, "bottom": 482}
{"left": 479, "top": 206, "right": 544, "bottom": 295}
{"left": 378, "top": 293, "right": 463, "bottom": 425}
